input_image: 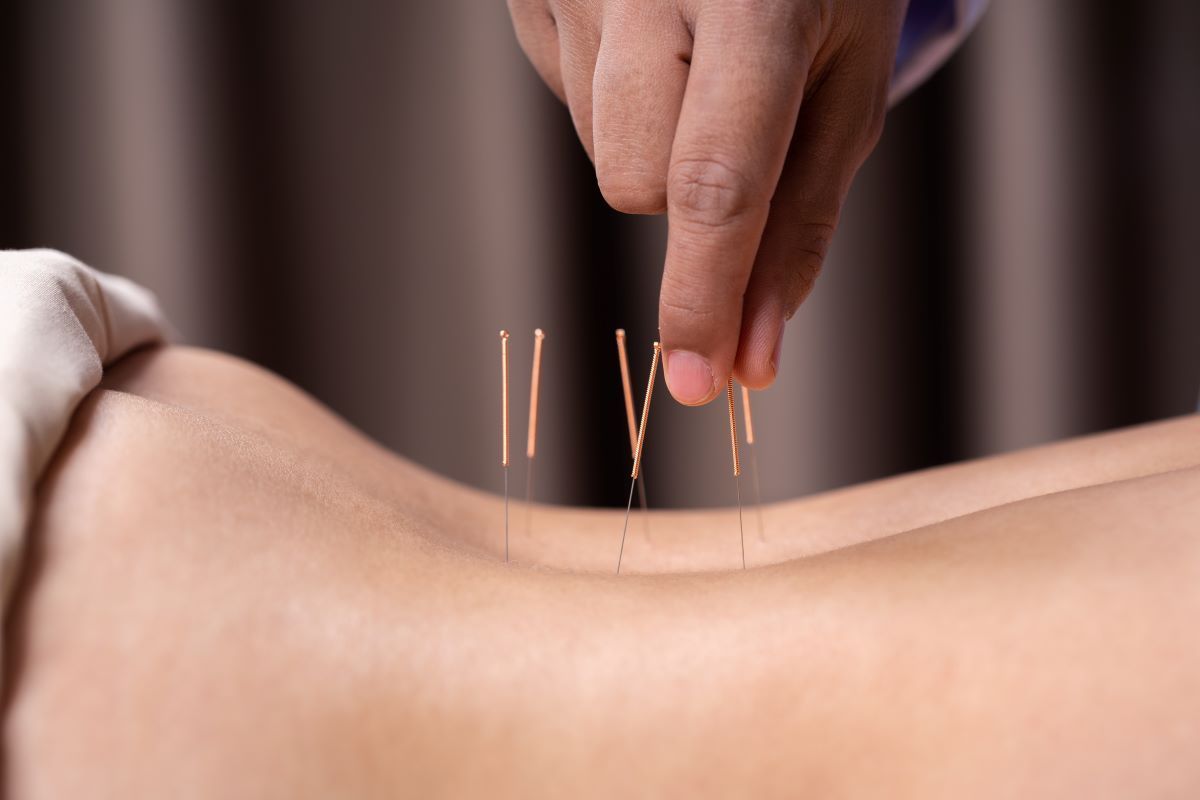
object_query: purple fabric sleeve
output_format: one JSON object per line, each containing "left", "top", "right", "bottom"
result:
{"left": 891, "top": 0, "right": 990, "bottom": 104}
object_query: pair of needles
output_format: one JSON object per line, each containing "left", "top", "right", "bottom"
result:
{"left": 614, "top": 342, "right": 761, "bottom": 574}
{"left": 499, "top": 328, "right": 546, "bottom": 563}
{"left": 616, "top": 342, "right": 661, "bottom": 574}
{"left": 615, "top": 330, "right": 651, "bottom": 536}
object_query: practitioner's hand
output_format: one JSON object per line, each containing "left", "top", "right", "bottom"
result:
{"left": 508, "top": 0, "right": 906, "bottom": 403}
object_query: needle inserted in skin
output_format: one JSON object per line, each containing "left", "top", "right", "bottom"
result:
{"left": 525, "top": 329, "right": 545, "bottom": 537}
{"left": 740, "top": 384, "right": 765, "bottom": 541}
{"left": 727, "top": 379, "right": 746, "bottom": 570}
{"left": 615, "top": 329, "right": 650, "bottom": 533}
{"left": 500, "top": 330, "right": 510, "bottom": 563}
{"left": 616, "top": 341, "right": 661, "bottom": 575}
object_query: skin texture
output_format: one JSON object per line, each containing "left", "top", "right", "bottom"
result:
{"left": 6, "top": 346, "right": 1200, "bottom": 798}
{"left": 507, "top": 0, "right": 908, "bottom": 403}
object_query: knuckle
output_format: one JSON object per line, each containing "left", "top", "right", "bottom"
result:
{"left": 659, "top": 274, "right": 723, "bottom": 327}
{"left": 660, "top": 291, "right": 718, "bottom": 324}
{"left": 594, "top": 133, "right": 669, "bottom": 214}
{"left": 722, "top": 0, "right": 770, "bottom": 17}
{"left": 667, "top": 157, "right": 762, "bottom": 229}
{"left": 597, "top": 170, "right": 668, "bottom": 214}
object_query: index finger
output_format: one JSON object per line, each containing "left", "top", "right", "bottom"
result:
{"left": 659, "top": 3, "right": 816, "bottom": 405}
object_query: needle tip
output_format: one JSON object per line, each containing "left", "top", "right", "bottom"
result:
{"left": 534, "top": 328, "right": 545, "bottom": 339}
{"left": 499, "top": 329, "right": 510, "bottom": 339}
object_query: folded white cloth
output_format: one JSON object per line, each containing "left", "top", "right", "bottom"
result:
{"left": 0, "top": 249, "right": 167, "bottom": 673}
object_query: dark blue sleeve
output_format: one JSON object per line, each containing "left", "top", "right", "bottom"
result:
{"left": 895, "top": 0, "right": 959, "bottom": 75}
{"left": 890, "top": 0, "right": 989, "bottom": 102}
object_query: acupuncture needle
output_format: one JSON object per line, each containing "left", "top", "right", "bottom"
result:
{"left": 615, "top": 329, "right": 650, "bottom": 534}
{"left": 616, "top": 341, "right": 661, "bottom": 575}
{"left": 740, "top": 384, "right": 765, "bottom": 541}
{"left": 500, "top": 329, "right": 510, "bottom": 562}
{"left": 726, "top": 379, "right": 746, "bottom": 570}
{"left": 525, "top": 328, "right": 545, "bottom": 538}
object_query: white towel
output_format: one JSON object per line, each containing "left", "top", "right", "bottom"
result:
{"left": 0, "top": 249, "right": 167, "bottom": 675}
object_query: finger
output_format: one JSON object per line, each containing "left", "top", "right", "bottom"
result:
{"left": 555, "top": 2, "right": 603, "bottom": 161}
{"left": 735, "top": 57, "right": 889, "bottom": 389}
{"left": 659, "top": 3, "right": 816, "bottom": 405}
{"left": 507, "top": 0, "right": 565, "bottom": 102}
{"left": 592, "top": 5, "right": 691, "bottom": 214}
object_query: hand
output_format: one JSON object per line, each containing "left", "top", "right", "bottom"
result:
{"left": 509, "top": 0, "right": 906, "bottom": 403}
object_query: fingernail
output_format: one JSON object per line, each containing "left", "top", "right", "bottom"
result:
{"left": 665, "top": 350, "right": 715, "bottom": 405}
{"left": 770, "top": 326, "right": 785, "bottom": 376}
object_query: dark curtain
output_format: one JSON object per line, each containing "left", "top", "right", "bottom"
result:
{"left": 2, "top": 0, "right": 1197, "bottom": 508}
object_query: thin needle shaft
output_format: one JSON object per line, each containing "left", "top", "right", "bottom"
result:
{"left": 727, "top": 379, "right": 746, "bottom": 570}
{"left": 500, "top": 330, "right": 510, "bottom": 562}
{"left": 615, "top": 330, "right": 650, "bottom": 532}
{"left": 740, "top": 384, "right": 765, "bottom": 541}
{"left": 617, "top": 341, "right": 661, "bottom": 575}
{"left": 525, "top": 329, "right": 545, "bottom": 536}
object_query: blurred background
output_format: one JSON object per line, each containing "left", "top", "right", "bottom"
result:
{"left": 1, "top": 0, "right": 1197, "bottom": 508}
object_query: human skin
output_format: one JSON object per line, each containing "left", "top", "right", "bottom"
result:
{"left": 507, "top": 0, "right": 907, "bottom": 402}
{"left": 6, "top": 346, "right": 1200, "bottom": 798}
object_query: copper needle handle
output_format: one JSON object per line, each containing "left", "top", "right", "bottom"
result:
{"left": 526, "top": 329, "right": 545, "bottom": 459}
{"left": 726, "top": 379, "right": 741, "bottom": 477}
{"left": 740, "top": 384, "right": 755, "bottom": 445}
{"left": 630, "top": 342, "right": 661, "bottom": 480}
{"left": 500, "top": 330, "right": 510, "bottom": 467}
{"left": 615, "top": 329, "right": 638, "bottom": 454}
